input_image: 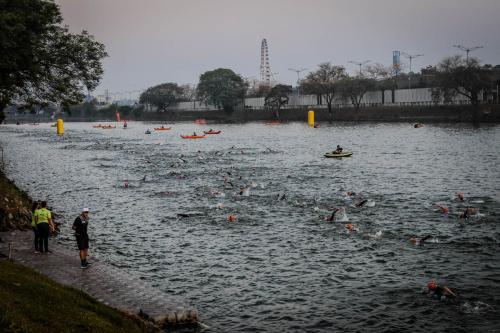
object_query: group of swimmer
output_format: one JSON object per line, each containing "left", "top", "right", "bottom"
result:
{"left": 324, "top": 189, "right": 486, "bottom": 305}
{"left": 132, "top": 144, "right": 486, "bottom": 308}
{"left": 323, "top": 191, "right": 376, "bottom": 235}
{"left": 435, "top": 192, "right": 480, "bottom": 219}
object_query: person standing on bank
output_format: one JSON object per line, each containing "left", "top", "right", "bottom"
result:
{"left": 31, "top": 201, "right": 41, "bottom": 253}
{"left": 34, "top": 201, "right": 55, "bottom": 253}
{"left": 72, "top": 208, "right": 91, "bottom": 269}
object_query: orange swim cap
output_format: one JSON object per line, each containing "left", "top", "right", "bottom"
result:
{"left": 346, "top": 224, "right": 354, "bottom": 231}
{"left": 427, "top": 280, "right": 437, "bottom": 290}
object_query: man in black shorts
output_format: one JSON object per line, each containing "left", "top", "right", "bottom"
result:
{"left": 72, "top": 208, "right": 91, "bottom": 269}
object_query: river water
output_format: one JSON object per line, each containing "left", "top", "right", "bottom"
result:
{"left": 1, "top": 121, "right": 500, "bottom": 332}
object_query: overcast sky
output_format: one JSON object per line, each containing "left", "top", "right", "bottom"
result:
{"left": 56, "top": 0, "right": 500, "bottom": 98}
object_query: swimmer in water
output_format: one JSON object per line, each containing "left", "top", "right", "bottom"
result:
{"left": 346, "top": 191, "right": 356, "bottom": 198}
{"left": 326, "top": 208, "right": 340, "bottom": 222}
{"left": 410, "top": 235, "right": 435, "bottom": 246}
{"left": 459, "top": 207, "right": 476, "bottom": 219}
{"left": 124, "top": 181, "right": 129, "bottom": 188}
{"left": 355, "top": 199, "right": 368, "bottom": 207}
{"left": 456, "top": 192, "right": 465, "bottom": 201}
{"left": 436, "top": 204, "right": 449, "bottom": 215}
{"left": 224, "top": 176, "right": 234, "bottom": 187}
{"left": 425, "top": 280, "right": 458, "bottom": 304}
{"left": 238, "top": 185, "right": 250, "bottom": 196}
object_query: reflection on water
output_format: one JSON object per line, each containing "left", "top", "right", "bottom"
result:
{"left": 1, "top": 121, "right": 500, "bottom": 332}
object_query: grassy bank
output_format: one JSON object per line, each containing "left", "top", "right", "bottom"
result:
{"left": 0, "top": 260, "right": 159, "bottom": 333}
{"left": 0, "top": 172, "right": 160, "bottom": 332}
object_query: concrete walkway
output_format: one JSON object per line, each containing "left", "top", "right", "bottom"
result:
{"left": 0, "top": 231, "right": 199, "bottom": 328}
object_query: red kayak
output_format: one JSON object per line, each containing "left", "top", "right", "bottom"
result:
{"left": 180, "top": 135, "right": 206, "bottom": 139}
{"left": 203, "top": 130, "right": 221, "bottom": 134}
{"left": 265, "top": 121, "right": 282, "bottom": 125}
{"left": 154, "top": 127, "right": 171, "bottom": 131}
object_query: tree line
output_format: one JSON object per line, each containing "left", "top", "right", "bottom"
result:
{"left": 138, "top": 58, "right": 499, "bottom": 121}
{"left": 1, "top": 0, "right": 499, "bottom": 124}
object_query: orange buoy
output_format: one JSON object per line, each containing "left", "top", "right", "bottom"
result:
{"left": 228, "top": 215, "right": 237, "bottom": 222}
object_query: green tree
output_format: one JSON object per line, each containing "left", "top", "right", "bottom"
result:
{"left": 364, "top": 63, "right": 398, "bottom": 104}
{"left": 337, "top": 76, "right": 377, "bottom": 111}
{"left": 0, "top": 0, "right": 107, "bottom": 114}
{"left": 264, "top": 84, "right": 292, "bottom": 120}
{"left": 139, "top": 82, "right": 184, "bottom": 111}
{"left": 179, "top": 84, "right": 196, "bottom": 102}
{"left": 197, "top": 68, "right": 247, "bottom": 112}
{"left": 431, "top": 56, "right": 493, "bottom": 106}
{"left": 300, "top": 63, "right": 346, "bottom": 122}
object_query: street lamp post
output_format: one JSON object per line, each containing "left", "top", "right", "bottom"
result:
{"left": 496, "top": 84, "right": 499, "bottom": 104}
{"left": 453, "top": 44, "right": 483, "bottom": 64}
{"left": 348, "top": 60, "right": 370, "bottom": 76}
{"left": 288, "top": 68, "right": 308, "bottom": 98}
{"left": 401, "top": 52, "right": 424, "bottom": 102}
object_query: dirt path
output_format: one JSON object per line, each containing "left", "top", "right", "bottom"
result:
{"left": 0, "top": 231, "right": 199, "bottom": 328}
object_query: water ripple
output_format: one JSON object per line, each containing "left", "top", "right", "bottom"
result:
{"left": 1, "top": 122, "right": 499, "bottom": 332}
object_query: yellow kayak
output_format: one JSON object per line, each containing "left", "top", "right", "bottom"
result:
{"left": 324, "top": 151, "right": 353, "bottom": 158}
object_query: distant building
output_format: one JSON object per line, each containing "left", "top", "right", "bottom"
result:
{"left": 96, "top": 95, "right": 108, "bottom": 105}
{"left": 393, "top": 51, "right": 401, "bottom": 75}
{"left": 114, "top": 99, "right": 137, "bottom": 106}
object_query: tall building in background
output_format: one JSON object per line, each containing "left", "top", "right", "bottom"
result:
{"left": 260, "top": 39, "right": 272, "bottom": 86}
{"left": 393, "top": 51, "right": 401, "bottom": 75}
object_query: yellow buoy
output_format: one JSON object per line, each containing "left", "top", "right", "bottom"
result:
{"left": 308, "top": 110, "right": 315, "bottom": 127}
{"left": 56, "top": 118, "right": 64, "bottom": 136}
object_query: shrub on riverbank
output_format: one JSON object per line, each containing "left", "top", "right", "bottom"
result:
{"left": 0, "top": 260, "right": 159, "bottom": 333}
{"left": 0, "top": 171, "right": 31, "bottom": 232}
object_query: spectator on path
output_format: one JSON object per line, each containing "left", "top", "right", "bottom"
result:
{"left": 72, "top": 208, "right": 91, "bottom": 269}
{"left": 34, "top": 201, "right": 54, "bottom": 253}
{"left": 31, "top": 201, "right": 40, "bottom": 254}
